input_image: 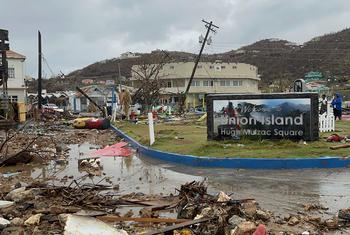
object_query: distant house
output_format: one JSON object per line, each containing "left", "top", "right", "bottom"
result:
{"left": 304, "top": 71, "right": 329, "bottom": 93}
{"left": 105, "top": 80, "right": 115, "bottom": 85}
{"left": 120, "top": 52, "right": 139, "bottom": 59}
{"left": 81, "top": 79, "right": 94, "bottom": 85}
{"left": 304, "top": 71, "right": 324, "bottom": 82}
{"left": 70, "top": 85, "right": 116, "bottom": 112}
{"left": 0, "top": 50, "right": 26, "bottom": 103}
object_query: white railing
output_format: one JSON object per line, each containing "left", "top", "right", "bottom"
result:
{"left": 319, "top": 113, "right": 335, "bottom": 132}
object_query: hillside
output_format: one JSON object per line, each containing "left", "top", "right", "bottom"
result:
{"left": 28, "top": 28, "right": 350, "bottom": 93}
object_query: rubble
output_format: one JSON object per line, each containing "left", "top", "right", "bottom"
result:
{"left": 24, "top": 214, "right": 42, "bottom": 226}
{"left": 0, "top": 218, "right": 11, "bottom": 229}
{"left": 324, "top": 217, "right": 338, "bottom": 229}
{"left": 231, "top": 221, "right": 256, "bottom": 235}
{"left": 0, "top": 200, "right": 14, "bottom": 209}
{"left": 287, "top": 216, "right": 300, "bottom": 226}
{"left": 10, "top": 218, "right": 24, "bottom": 226}
{"left": 338, "top": 208, "right": 350, "bottom": 220}
{"left": 63, "top": 215, "right": 128, "bottom": 235}
{"left": 228, "top": 215, "right": 246, "bottom": 227}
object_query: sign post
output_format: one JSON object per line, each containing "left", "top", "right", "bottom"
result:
{"left": 206, "top": 93, "right": 319, "bottom": 141}
{"left": 148, "top": 112, "right": 155, "bottom": 145}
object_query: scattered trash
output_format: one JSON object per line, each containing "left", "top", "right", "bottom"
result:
{"left": 217, "top": 191, "right": 231, "bottom": 202}
{"left": 327, "top": 134, "right": 344, "bottom": 142}
{"left": 63, "top": 215, "right": 128, "bottom": 235}
{"left": 330, "top": 143, "right": 350, "bottom": 150}
{"left": 338, "top": 208, "right": 350, "bottom": 220}
{"left": 303, "top": 203, "right": 328, "bottom": 211}
{"left": 24, "top": 213, "right": 42, "bottom": 226}
{"left": 253, "top": 224, "right": 267, "bottom": 235}
{"left": 90, "top": 142, "right": 132, "bottom": 157}
{"left": 73, "top": 117, "right": 110, "bottom": 130}
{"left": 0, "top": 200, "right": 14, "bottom": 209}
{"left": 1, "top": 172, "right": 21, "bottom": 178}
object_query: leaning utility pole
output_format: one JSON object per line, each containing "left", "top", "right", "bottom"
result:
{"left": 179, "top": 20, "right": 219, "bottom": 112}
{"left": 37, "top": 31, "right": 42, "bottom": 109}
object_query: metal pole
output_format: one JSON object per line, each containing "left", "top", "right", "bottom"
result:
{"left": 0, "top": 29, "right": 9, "bottom": 115}
{"left": 38, "top": 30, "right": 42, "bottom": 109}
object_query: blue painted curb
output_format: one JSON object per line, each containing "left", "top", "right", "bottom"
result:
{"left": 111, "top": 125, "right": 350, "bottom": 169}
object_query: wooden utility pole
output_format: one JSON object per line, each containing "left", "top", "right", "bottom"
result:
{"left": 38, "top": 30, "right": 42, "bottom": 109}
{"left": 179, "top": 20, "right": 218, "bottom": 112}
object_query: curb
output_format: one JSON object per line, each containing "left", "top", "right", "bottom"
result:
{"left": 111, "top": 125, "right": 350, "bottom": 169}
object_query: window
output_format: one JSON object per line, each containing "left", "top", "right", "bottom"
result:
{"left": 220, "top": 80, "right": 231, "bottom": 86}
{"left": 209, "top": 65, "right": 214, "bottom": 69}
{"left": 232, "top": 80, "right": 243, "bottom": 86}
{"left": 203, "top": 80, "right": 213, "bottom": 87}
{"left": 232, "top": 65, "right": 237, "bottom": 69}
{"left": 197, "top": 65, "right": 202, "bottom": 69}
{"left": 9, "top": 96, "right": 18, "bottom": 102}
{"left": 191, "top": 80, "right": 200, "bottom": 86}
{"left": 8, "top": 68, "right": 15, "bottom": 78}
{"left": 167, "top": 81, "right": 172, "bottom": 88}
{"left": 221, "top": 65, "right": 226, "bottom": 69}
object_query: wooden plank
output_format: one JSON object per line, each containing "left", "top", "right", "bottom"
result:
{"left": 330, "top": 143, "right": 350, "bottom": 150}
{"left": 141, "top": 217, "right": 213, "bottom": 235}
{"left": 123, "top": 198, "right": 179, "bottom": 208}
{"left": 97, "top": 216, "right": 190, "bottom": 224}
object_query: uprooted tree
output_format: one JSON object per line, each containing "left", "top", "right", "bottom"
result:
{"left": 130, "top": 51, "right": 171, "bottom": 112}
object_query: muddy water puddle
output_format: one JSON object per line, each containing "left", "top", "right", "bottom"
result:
{"left": 1, "top": 140, "right": 350, "bottom": 218}
{"left": 1, "top": 142, "right": 203, "bottom": 196}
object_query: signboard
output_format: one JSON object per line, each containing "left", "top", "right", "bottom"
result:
{"left": 206, "top": 93, "right": 319, "bottom": 141}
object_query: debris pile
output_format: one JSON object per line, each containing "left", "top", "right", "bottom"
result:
{"left": 0, "top": 180, "right": 349, "bottom": 234}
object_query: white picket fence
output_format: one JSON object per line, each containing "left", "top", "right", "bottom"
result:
{"left": 319, "top": 113, "right": 335, "bottom": 132}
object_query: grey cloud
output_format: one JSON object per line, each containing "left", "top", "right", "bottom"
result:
{"left": 0, "top": 0, "right": 349, "bottom": 76}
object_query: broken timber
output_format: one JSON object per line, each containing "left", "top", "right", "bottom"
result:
{"left": 141, "top": 217, "right": 213, "bottom": 235}
{"left": 330, "top": 143, "right": 350, "bottom": 150}
{"left": 97, "top": 216, "right": 190, "bottom": 224}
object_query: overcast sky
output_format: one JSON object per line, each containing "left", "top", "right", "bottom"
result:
{"left": 1, "top": 0, "right": 350, "bottom": 77}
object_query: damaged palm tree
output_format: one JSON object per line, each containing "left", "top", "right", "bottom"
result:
{"left": 130, "top": 51, "right": 170, "bottom": 112}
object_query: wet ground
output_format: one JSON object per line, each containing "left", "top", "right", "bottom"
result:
{"left": 2, "top": 138, "right": 349, "bottom": 219}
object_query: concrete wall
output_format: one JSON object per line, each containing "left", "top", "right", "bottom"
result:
{"left": 7, "top": 58, "right": 25, "bottom": 89}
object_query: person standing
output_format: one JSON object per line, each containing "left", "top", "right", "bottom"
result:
{"left": 119, "top": 88, "right": 131, "bottom": 120}
{"left": 319, "top": 94, "right": 327, "bottom": 115}
{"left": 331, "top": 93, "right": 342, "bottom": 120}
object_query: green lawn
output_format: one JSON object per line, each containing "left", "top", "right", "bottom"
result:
{"left": 115, "top": 120, "right": 350, "bottom": 158}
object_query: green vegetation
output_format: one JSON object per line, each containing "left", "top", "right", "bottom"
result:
{"left": 115, "top": 120, "right": 350, "bottom": 158}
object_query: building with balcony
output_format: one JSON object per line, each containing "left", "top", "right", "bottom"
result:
{"left": 130, "top": 61, "right": 260, "bottom": 108}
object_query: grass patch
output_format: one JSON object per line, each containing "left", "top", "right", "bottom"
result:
{"left": 115, "top": 120, "right": 350, "bottom": 158}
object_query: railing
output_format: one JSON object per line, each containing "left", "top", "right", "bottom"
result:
{"left": 319, "top": 113, "right": 335, "bottom": 132}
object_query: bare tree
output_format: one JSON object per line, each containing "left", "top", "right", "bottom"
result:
{"left": 131, "top": 51, "right": 170, "bottom": 111}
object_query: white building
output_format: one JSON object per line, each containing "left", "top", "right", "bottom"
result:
{"left": 131, "top": 61, "right": 260, "bottom": 108}
{"left": 120, "top": 52, "right": 140, "bottom": 59}
{"left": 1, "top": 50, "right": 26, "bottom": 103}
